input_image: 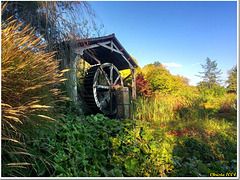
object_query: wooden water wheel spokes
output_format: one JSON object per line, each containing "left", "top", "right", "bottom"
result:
{"left": 83, "top": 63, "right": 123, "bottom": 115}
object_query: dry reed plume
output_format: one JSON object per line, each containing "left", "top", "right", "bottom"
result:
{"left": 1, "top": 3, "right": 69, "bottom": 171}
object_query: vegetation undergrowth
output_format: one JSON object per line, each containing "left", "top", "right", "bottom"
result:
{"left": 132, "top": 90, "right": 237, "bottom": 177}
{"left": 10, "top": 89, "right": 235, "bottom": 177}
{"left": 47, "top": 111, "right": 135, "bottom": 177}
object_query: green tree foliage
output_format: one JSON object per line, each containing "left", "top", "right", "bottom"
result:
{"left": 197, "top": 57, "right": 222, "bottom": 88}
{"left": 76, "top": 58, "right": 91, "bottom": 83}
{"left": 197, "top": 85, "right": 226, "bottom": 103}
{"left": 120, "top": 57, "right": 141, "bottom": 78}
{"left": 226, "top": 65, "right": 237, "bottom": 93}
{"left": 153, "top": 61, "right": 162, "bottom": 67}
{"left": 142, "top": 63, "right": 187, "bottom": 94}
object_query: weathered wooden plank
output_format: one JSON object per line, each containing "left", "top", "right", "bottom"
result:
{"left": 116, "top": 87, "right": 130, "bottom": 119}
{"left": 131, "top": 68, "right": 136, "bottom": 99}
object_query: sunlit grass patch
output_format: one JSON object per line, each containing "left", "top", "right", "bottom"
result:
{"left": 203, "top": 118, "right": 233, "bottom": 135}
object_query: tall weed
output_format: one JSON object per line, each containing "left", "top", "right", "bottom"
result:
{"left": 135, "top": 93, "right": 175, "bottom": 123}
{"left": 134, "top": 86, "right": 205, "bottom": 124}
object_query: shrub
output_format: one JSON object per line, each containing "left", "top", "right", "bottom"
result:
{"left": 218, "top": 93, "right": 237, "bottom": 113}
{"left": 197, "top": 85, "right": 226, "bottom": 103}
{"left": 43, "top": 113, "right": 131, "bottom": 177}
{"left": 143, "top": 64, "right": 186, "bottom": 94}
{"left": 136, "top": 73, "right": 152, "bottom": 97}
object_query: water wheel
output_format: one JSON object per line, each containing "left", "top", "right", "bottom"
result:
{"left": 83, "top": 63, "right": 123, "bottom": 115}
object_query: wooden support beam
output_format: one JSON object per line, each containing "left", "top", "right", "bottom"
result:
{"left": 84, "top": 51, "right": 101, "bottom": 64}
{"left": 123, "top": 73, "right": 132, "bottom": 82}
{"left": 98, "top": 41, "right": 124, "bottom": 55}
{"left": 75, "top": 43, "right": 100, "bottom": 52}
{"left": 98, "top": 41, "right": 112, "bottom": 45}
{"left": 70, "top": 55, "right": 79, "bottom": 102}
{"left": 111, "top": 41, "right": 113, "bottom": 52}
{"left": 121, "top": 55, "right": 134, "bottom": 69}
{"left": 131, "top": 68, "right": 136, "bottom": 99}
{"left": 112, "top": 42, "right": 120, "bottom": 52}
{"left": 120, "top": 54, "right": 136, "bottom": 99}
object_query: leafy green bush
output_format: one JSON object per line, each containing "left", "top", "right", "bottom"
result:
{"left": 25, "top": 112, "right": 176, "bottom": 177}
{"left": 218, "top": 93, "right": 237, "bottom": 113}
{"left": 41, "top": 113, "right": 131, "bottom": 177}
{"left": 110, "top": 120, "right": 175, "bottom": 177}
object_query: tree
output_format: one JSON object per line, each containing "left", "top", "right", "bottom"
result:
{"left": 2, "top": 1, "right": 104, "bottom": 51}
{"left": 153, "top": 61, "right": 162, "bottom": 67}
{"left": 196, "top": 57, "right": 222, "bottom": 88}
{"left": 226, "top": 65, "right": 237, "bottom": 93}
{"left": 2, "top": 1, "right": 105, "bottom": 103}
{"left": 143, "top": 63, "right": 186, "bottom": 93}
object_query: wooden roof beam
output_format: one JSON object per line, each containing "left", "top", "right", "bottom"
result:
{"left": 121, "top": 54, "right": 134, "bottom": 70}
{"left": 98, "top": 41, "right": 123, "bottom": 55}
{"left": 84, "top": 50, "right": 101, "bottom": 64}
{"left": 75, "top": 44, "right": 100, "bottom": 55}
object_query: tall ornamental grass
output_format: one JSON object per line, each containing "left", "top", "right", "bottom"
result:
{"left": 1, "top": 3, "right": 69, "bottom": 176}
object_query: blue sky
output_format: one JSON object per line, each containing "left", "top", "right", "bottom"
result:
{"left": 90, "top": 1, "right": 237, "bottom": 86}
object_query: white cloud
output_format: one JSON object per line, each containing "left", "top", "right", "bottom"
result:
{"left": 162, "top": 62, "right": 183, "bottom": 68}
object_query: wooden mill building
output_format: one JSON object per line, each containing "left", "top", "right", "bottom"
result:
{"left": 57, "top": 34, "right": 138, "bottom": 117}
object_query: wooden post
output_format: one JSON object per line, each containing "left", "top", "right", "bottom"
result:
{"left": 58, "top": 44, "right": 79, "bottom": 103}
{"left": 116, "top": 87, "right": 130, "bottom": 119}
{"left": 120, "top": 54, "right": 137, "bottom": 99}
{"left": 131, "top": 68, "right": 136, "bottom": 99}
{"left": 72, "top": 55, "right": 79, "bottom": 102}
